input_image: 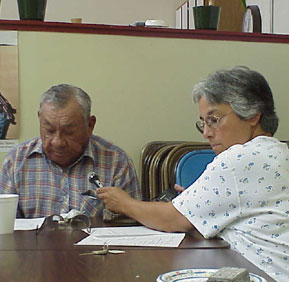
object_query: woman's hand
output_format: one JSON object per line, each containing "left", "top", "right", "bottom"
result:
{"left": 97, "top": 186, "right": 193, "bottom": 233}
{"left": 96, "top": 187, "right": 133, "bottom": 214}
{"left": 174, "top": 184, "right": 185, "bottom": 193}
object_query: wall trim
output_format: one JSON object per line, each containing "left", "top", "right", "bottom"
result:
{"left": 1, "top": 19, "right": 289, "bottom": 44}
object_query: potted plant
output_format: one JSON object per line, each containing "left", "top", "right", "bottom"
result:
{"left": 193, "top": 0, "right": 247, "bottom": 30}
{"left": 241, "top": 0, "right": 247, "bottom": 9}
{"left": 17, "top": 0, "right": 47, "bottom": 21}
{"left": 193, "top": 0, "right": 221, "bottom": 30}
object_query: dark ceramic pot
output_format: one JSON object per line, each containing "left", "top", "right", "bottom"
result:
{"left": 17, "top": 0, "right": 47, "bottom": 21}
{"left": 193, "top": 6, "right": 221, "bottom": 30}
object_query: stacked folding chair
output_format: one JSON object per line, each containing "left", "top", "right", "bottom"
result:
{"left": 139, "top": 141, "right": 183, "bottom": 200}
{"left": 139, "top": 141, "right": 214, "bottom": 201}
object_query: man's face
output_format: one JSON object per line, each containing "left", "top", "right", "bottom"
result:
{"left": 39, "top": 99, "right": 95, "bottom": 168}
{"left": 198, "top": 96, "right": 258, "bottom": 155}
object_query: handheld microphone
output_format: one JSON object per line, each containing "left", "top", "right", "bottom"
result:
{"left": 81, "top": 172, "right": 103, "bottom": 199}
{"left": 87, "top": 172, "right": 103, "bottom": 188}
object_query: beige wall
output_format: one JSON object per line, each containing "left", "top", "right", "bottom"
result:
{"left": 0, "top": 0, "right": 184, "bottom": 27}
{"left": 1, "top": 30, "right": 289, "bottom": 175}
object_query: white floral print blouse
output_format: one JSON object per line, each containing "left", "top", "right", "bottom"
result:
{"left": 173, "top": 136, "right": 289, "bottom": 282}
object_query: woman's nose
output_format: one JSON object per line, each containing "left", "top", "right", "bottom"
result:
{"left": 202, "top": 124, "right": 213, "bottom": 139}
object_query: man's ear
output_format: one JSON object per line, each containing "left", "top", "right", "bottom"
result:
{"left": 88, "top": 115, "right": 96, "bottom": 134}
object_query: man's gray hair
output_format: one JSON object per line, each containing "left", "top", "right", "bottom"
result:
{"left": 192, "top": 66, "right": 279, "bottom": 135}
{"left": 39, "top": 84, "right": 91, "bottom": 122}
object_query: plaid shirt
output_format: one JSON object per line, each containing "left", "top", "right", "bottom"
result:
{"left": 0, "top": 135, "right": 141, "bottom": 218}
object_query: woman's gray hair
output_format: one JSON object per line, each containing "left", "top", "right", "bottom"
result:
{"left": 39, "top": 84, "right": 91, "bottom": 123}
{"left": 192, "top": 66, "right": 279, "bottom": 135}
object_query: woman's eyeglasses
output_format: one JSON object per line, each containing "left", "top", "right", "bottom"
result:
{"left": 36, "top": 214, "right": 91, "bottom": 235}
{"left": 195, "top": 111, "right": 233, "bottom": 134}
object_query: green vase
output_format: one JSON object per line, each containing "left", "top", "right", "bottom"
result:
{"left": 193, "top": 6, "right": 221, "bottom": 30}
{"left": 17, "top": 0, "right": 47, "bottom": 21}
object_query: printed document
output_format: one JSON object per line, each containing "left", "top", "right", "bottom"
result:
{"left": 76, "top": 226, "right": 185, "bottom": 247}
{"left": 14, "top": 218, "right": 45, "bottom": 230}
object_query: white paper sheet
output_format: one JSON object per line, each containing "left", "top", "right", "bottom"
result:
{"left": 14, "top": 218, "right": 45, "bottom": 230}
{"left": 76, "top": 226, "right": 185, "bottom": 247}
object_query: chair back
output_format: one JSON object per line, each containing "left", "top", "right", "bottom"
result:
{"left": 175, "top": 149, "right": 215, "bottom": 188}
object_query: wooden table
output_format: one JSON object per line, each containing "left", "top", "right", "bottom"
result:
{"left": 0, "top": 218, "right": 275, "bottom": 282}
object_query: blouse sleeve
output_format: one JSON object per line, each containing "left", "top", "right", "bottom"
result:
{"left": 172, "top": 151, "right": 241, "bottom": 238}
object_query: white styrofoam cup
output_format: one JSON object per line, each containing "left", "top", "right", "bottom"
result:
{"left": 0, "top": 194, "right": 19, "bottom": 234}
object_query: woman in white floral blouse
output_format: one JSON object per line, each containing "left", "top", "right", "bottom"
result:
{"left": 97, "top": 66, "right": 289, "bottom": 281}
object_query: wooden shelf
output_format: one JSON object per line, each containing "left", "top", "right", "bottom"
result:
{"left": 1, "top": 19, "right": 289, "bottom": 44}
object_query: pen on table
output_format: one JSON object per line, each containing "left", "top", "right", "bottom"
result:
{"left": 81, "top": 172, "right": 103, "bottom": 199}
